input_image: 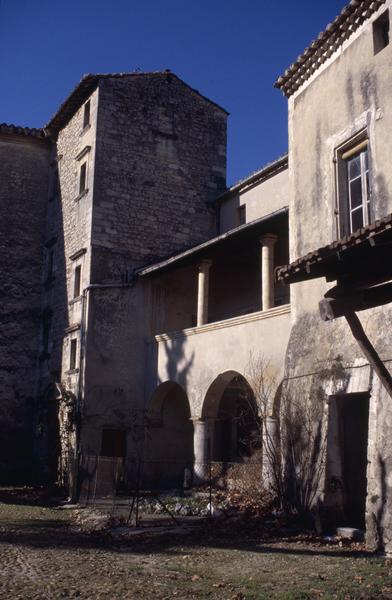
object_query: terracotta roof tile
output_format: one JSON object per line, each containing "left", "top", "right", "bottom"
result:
{"left": 275, "top": 0, "right": 386, "bottom": 98}
{"left": 0, "top": 123, "right": 46, "bottom": 139}
{"left": 276, "top": 212, "right": 392, "bottom": 282}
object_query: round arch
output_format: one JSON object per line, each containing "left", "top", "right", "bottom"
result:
{"left": 144, "top": 381, "right": 193, "bottom": 488}
{"left": 202, "top": 370, "right": 242, "bottom": 420}
{"left": 147, "top": 380, "right": 188, "bottom": 423}
{"left": 202, "top": 371, "right": 260, "bottom": 462}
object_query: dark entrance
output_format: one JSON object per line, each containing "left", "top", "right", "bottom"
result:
{"left": 341, "top": 393, "right": 369, "bottom": 528}
{"left": 330, "top": 392, "right": 370, "bottom": 529}
{"left": 210, "top": 375, "right": 260, "bottom": 462}
{"left": 101, "top": 429, "right": 126, "bottom": 458}
{"left": 144, "top": 382, "right": 194, "bottom": 489}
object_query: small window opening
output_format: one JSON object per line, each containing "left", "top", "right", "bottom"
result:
{"left": 83, "top": 100, "right": 91, "bottom": 129}
{"left": 70, "top": 339, "right": 77, "bottom": 370}
{"left": 79, "top": 162, "right": 87, "bottom": 194}
{"left": 373, "top": 10, "right": 389, "bottom": 54}
{"left": 237, "top": 204, "right": 246, "bottom": 226}
{"left": 101, "top": 429, "right": 126, "bottom": 458}
{"left": 73, "top": 265, "right": 82, "bottom": 298}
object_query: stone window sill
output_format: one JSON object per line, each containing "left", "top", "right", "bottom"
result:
{"left": 74, "top": 188, "right": 89, "bottom": 202}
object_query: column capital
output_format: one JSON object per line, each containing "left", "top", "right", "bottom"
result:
{"left": 259, "top": 233, "right": 278, "bottom": 247}
{"left": 198, "top": 258, "right": 212, "bottom": 272}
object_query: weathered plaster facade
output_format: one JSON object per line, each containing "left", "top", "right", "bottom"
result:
{"left": 276, "top": 0, "right": 392, "bottom": 554}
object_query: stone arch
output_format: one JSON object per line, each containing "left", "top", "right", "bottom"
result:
{"left": 144, "top": 381, "right": 193, "bottom": 488}
{"left": 202, "top": 371, "right": 260, "bottom": 462}
{"left": 271, "top": 380, "right": 284, "bottom": 419}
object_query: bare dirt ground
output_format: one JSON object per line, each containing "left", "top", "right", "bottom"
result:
{"left": 0, "top": 488, "right": 391, "bottom": 600}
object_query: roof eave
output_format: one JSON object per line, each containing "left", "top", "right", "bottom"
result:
{"left": 276, "top": 212, "right": 392, "bottom": 284}
{"left": 212, "top": 154, "right": 288, "bottom": 204}
{"left": 275, "top": 0, "right": 386, "bottom": 98}
{"left": 138, "top": 206, "right": 289, "bottom": 277}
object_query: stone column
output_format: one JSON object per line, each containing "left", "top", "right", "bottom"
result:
{"left": 197, "top": 259, "right": 212, "bottom": 326}
{"left": 262, "top": 416, "right": 280, "bottom": 489}
{"left": 193, "top": 419, "right": 209, "bottom": 482}
{"left": 260, "top": 234, "right": 278, "bottom": 311}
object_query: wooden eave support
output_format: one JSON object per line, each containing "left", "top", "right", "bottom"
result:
{"left": 345, "top": 311, "right": 392, "bottom": 400}
{"left": 319, "top": 281, "right": 392, "bottom": 400}
{"left": 319, "top": 281, "right": 392, "bottom": 321}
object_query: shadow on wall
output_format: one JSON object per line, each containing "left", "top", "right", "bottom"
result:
{"left": 279, "top": 382, "right": 327, "bottom": 524}
{"left": 37, "top": 166, "right": 70, "bottom": 486}
{"left": 143, "top": 332, "right": 194, "bottom": 489}
{"left": 369, "top": 454, "right": 387, "bottom": 553}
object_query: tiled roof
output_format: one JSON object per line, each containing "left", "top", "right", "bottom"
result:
{"left": 0, "top": 123, "right": 46, "bottom": 139}
{"left": 45, "top": 71, "right": 228, "bottom": 134}
{"left": 215, "top": 153, "right": 288, "bottom": 203}
{"left": 275, "top": 0, "right": 386, "bottom": 98}
{"left": 138, "top": 206, "right": 288, "bottom": 277}
{"left": 276, "top": 212, "right": 392, "bottom": 283}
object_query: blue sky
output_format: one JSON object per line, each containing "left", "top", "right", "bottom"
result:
{"left": 0, "top": 0, "right": 343, "bottom": 184}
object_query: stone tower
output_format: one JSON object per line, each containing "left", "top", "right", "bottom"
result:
{"left": 6, "top": 71, "right": 227, "bottom": 481}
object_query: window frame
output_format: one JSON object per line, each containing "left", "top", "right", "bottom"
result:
{"left": 335, "top": 133, "right": 371, "bottom": 238}
{"left": 69, "top": 338, "right": 78, "bottom": 371}
{"left": 79, "top": 161, "right": 87, "bottom": 195}
{"left": 237, "top": 204, "right": 246, "bottom": 226}
{"left": 73, "top": 264, "right": 82, "bottom": 299}
{"left": 83, "top": 100, "right": 91, "bottom": 130}
{"left": 373, "top": 9, "right": 390, "bottom": 55}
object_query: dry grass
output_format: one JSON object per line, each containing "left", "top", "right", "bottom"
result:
{"left": 0, "top": 496, "right": 391, "bottom": 599}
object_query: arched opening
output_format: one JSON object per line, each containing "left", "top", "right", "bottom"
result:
{"left": 203, "top": 371, "right": 260, "bottom": 462}
{"left": 144, "top": 381, "right": 193, "bottom": 489}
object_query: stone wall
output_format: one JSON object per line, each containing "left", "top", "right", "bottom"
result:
{"left": 79, "top": 73, "right": 228, "bottom": 460}
{"left": 92, "top": 72, "right": 227, "bottom": 277}
{"left": 44, "top": 87, "right": 99, "bottom": 480}
{"left": 0, "top": 132, "right": 50, "bottom": 481}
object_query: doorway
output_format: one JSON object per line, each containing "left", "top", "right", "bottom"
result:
{"left": 327, "top": 392, "right": 370, "bottom": 529}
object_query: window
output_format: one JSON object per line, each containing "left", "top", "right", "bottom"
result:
{"left": 70, "top": 339, "right": 77, "bottom": 370}
{"left": 373, "top": 10, "right": 389, "bottom": 54}
{"left": 73, "top": 265, "right": 81, "bottom": 298}
{"left": 79, "top": 162, "right": 87, "bottom": 194}
{"left": 237, "top": 204, "right": 246, "bottom": 226}
{"left": 101, "top": 429, "right": 126, "bottom": 458}
{"left": 336, "top": 138, "right": 371, "bottom": 237}
{"left": 83, "top": 100, "right": 91, "bottom": 129}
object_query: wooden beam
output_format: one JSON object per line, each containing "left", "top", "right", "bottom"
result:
{"left": 319, "top": 281, "right": 392, "bottom": 321}
{"left": 345, "top": 311, "right": 392, "bottom": 400}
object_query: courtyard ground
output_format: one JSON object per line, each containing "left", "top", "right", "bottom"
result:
{"left": 0, "top": 489, "right": 391, "bottom": 600}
